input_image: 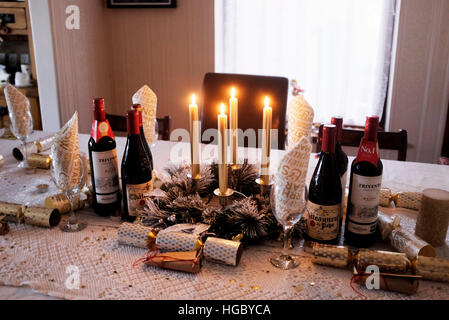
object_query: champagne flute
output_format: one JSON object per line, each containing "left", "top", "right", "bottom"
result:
{"left": 270, "top": 182, "right": 308, "bottom": 269}
{"left": 8, "top": 109, "right": 33, "bottom": 171}
{"left": 50, "top": 153, "right": 88, "bottom": 232}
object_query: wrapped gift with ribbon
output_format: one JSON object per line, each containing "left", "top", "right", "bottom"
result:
{"left": 118, "top": 222, "right": 158, "bottom": 249}
{"left": 141, "top": 250, "right": 202, "bottom": 274}
{"left": 12, "top": 135, "right": 56, "bottom": 161}
{"left": 412, "top": 256, "right": 449, "bottom": 283}
{"left": 23, "top": 207, "right": 61, "bottom": 228}
{"left": 0, "top": 201, "right": 25, "bottom": 223}
{"left": 203, "top": 237, "right": 243, "bottom": 267}
{"left": 306, "top": 242, "right": 352, "bottom": 269}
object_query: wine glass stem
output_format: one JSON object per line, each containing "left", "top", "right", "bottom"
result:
{"left": 282, "top": 226, "right": 291, "bottom": 256}
{"left": 66, "top": 192, "right": 78, "bottom": 225}
{"left": 22, "top": 139, "right": 28, "bottom": 166}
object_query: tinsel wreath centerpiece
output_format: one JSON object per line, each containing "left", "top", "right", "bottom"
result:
{"left": 135, "top": 161, "right": 285, "bottom": 243}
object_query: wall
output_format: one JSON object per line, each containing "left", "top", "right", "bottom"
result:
{"left": 48, "top": 0, "right": 214, "bottom": 134}
{"left": 386, "top": 0, "right": 449, "bottom": 163}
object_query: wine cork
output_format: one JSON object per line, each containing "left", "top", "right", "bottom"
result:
{"left": 23, "top": 207, "right": 61, "bottom": 228}
{"left": 44, "top": 193, "right": 85, "bottom": 214}
{"left": 0, "top": 202, "right": 24, "bottom": 223}
{"left": 413, "top": 256, "right": 449, "bottom": 283}
{"left": 415, "top": 189, "right": 449, "bottom": 247}
{"left": 393, "top": 192, "right": 422, "bottom": 211}
{"left": 379, "top": 188, "right": 393, "bottom": 207}
{"left": 311, "top": 243, "right": 352, "bottom": 269}
{"left": 156, "top": 231, "right": 203, "bottom": 253}
{"left": 355, "top": 249, "right": 410, "bottom": 273}
{"left": 28, "top": 153, "right": 51, "bottom": 169}
{"left": 389, "top": 228, "right": 436, "bottom": 261}
{"left": 203, "top": 237, "right": 243, "bottom": 266}
{"left": 377, "top": 212, "right": 401, "bottom": 241}
{"left": 118, "top": 222, "right": 157, "bottom": 249}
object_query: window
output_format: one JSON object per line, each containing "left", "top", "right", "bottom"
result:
{"left": 215, "top": 0, "right": 396, "bottom": 125}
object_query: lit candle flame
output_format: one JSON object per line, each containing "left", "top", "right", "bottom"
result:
{"left": 220, "top": 103, "right": 226, "bottom": 115}
{"left": 231, "top": 87, "right": 236, "bottom": 99}
{"left": 191, "top": 94, "right": 197, "bottom": 105}
{"left": 264, "top": 96, "right": 270, "bottom": 108}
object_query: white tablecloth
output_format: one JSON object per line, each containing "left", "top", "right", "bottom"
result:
{"left": 0, "top": 131, "right": 448, "bottom": 300}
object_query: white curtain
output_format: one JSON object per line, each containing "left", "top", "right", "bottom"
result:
{"left": 215, "top": 0, "right": 396, "bottom": 125}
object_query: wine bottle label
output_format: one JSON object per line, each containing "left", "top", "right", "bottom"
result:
{"left": 347, "top": 174, "right": 382, "bottom": 234}
{"left": 305, "top": 201, "right": 341, "bottom": 241}
{"left": 126, "top": 181, "right": 153, "bottom": 217}
{"left": 91, "top": 150, "right": 120, "bottom": 204}
{"left": 91, "top": 120, "right": 114, "bottom": 143}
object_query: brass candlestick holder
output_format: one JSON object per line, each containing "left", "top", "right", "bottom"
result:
{"left": 188, "top": 174, "right": 202, "bottom": 193}
{"left": 256, "top": 176, "right": 273, "bottom": 197}
{"left": 214, "top": 188, "right": 235, "bottom": 207}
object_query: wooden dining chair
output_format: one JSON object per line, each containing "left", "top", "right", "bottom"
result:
{"left": 316, "top": 125, "right": 408, "bottom": 161}
{"left": 106, "top": 113, "right": 172, "bottom": 141}
{"left": 201, "top": 72, "right": 289, "bottom": 150}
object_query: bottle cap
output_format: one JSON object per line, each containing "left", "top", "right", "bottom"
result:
{"left": 132, "top": 104, "right": 143, "bottom": 128}
{"left": 331, "top": 117, "right": 343, "bottom": 143}
{"left": 127, "top": 109, "right": 140, "bottom": 135}
{"left": 365, "top": 116, "right": 379, "bottom": 141}
{"left": 322, "top": 124, "right": 337, "bottom": 154}
{"left": 93, "top": 98, "right": 106, "bottom": 122}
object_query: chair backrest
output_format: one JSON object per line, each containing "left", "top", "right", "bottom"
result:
{"left": 106, "top": 113, "right": 172, "bottom": 141}
{"left": 202, "top": 73, "right": 289, "bottom": 150}
{"left": 316, "top": 125, "right": 408, "bottom": 161}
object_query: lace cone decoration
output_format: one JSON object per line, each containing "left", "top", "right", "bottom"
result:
{"left": 50, "top": 112, "right": 82, "bottom": 191}
{"left": 273, "top": 136, "right": 312, "bottom": 220}
{"left": 287, "top": 94, "right": 314, "bottom": 150}
{"left": 4, "top": 84, "right": 32, "bottom": 138}
{"left": 132, "top": 85, "right": 158, "bottom": 145}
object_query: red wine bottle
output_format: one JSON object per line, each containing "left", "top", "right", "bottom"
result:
{"left": 131, "top": 104, "right": 153, "bottom": 171}
{"left": 331, "top": 117, "right": 349, "bottom": 219}
{"left": 121, "top": 109, "right": 153, "bottom": 222}
{"left": 344, "top": 116, "right": 383, "bottom": 247}
{"left": 306, "top": 125, "right": 342, "bottom": 244}
{"left": 88, "top": 98, "right": 121, "bottom": 217}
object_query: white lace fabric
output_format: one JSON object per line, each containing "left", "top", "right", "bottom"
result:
{"left": 0, "top": 131, "right": 449, "bottom": 300}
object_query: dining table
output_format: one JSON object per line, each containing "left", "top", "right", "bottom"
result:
{"left": 0, "top": 129, "right": 448, "bottom": 300}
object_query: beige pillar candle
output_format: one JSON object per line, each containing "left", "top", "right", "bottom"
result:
{"left": 415, "top": 188, "right": 449, "bottom": 247}
{"left": 260, "top": 97, "right": 272, "bottom": 185}
{"left": 189, "top": 94, "right": 201, "bottom": 179}
{"left": 218, "top": 103, "right": 229, "bottom": 195}
{"left": 229, "top": 87, "right": 239, "bottom": 169}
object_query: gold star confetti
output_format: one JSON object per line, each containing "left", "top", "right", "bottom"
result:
{"left": 230, "top": 279, "right": 236, "bottom": 284}
{"left": 239, "top": 284, "right": 244, "bottom": 287}
{"left": 294, "top": 285, "right": 303, "bottom": 292}
{"left": 251, "top": 286, "right": 260, "bottom": 291}
{"left": 309, "top": 282, "right": 315, "bottom": 287}
{"left": 81, "top": 285, "right": 86, "bottom": 289}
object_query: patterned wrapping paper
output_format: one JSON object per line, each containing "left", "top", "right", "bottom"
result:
{"left": 273, "top": 136, "right": 312, "bottom": 220}
{"left": 377, "top": 212, "right": 401, "bottom": 241}
{"left": 394, "top": 192, "right": 422, "bottom": 211}
{"left": 44, "top": 193, "right": 85, "bottom": 214}
{"left": 355, "top": 249, "right": 411, "bottom": 273}
{"left": 389, "top": 228, "right": 436, "bottom": 261}
{"left": 23, "top": 207, "right": 61, "bottom": 228}
{"left": 311, "top": 243, "right": 352, "bottom": 269}
{"left": 4, "top": 85, "right": 32, "bottom": 138}
{"left": 0, "top": 201, "right": 24, "bottom": 223}
{"left": 156, "top": 231, "right": 203, "bottom": 253}
{"left": 28, "top": 153, "right": 51, "bottom": 169}
{"left": 415, "top": 189, "right": 449, "bottom": 247}
{"left": 50, "top": 112, "right": 82, "bottom": 191}
{"left": 287, "top": 95, "right": 314, "bottom": 149}
{"left": 379, "top": 188, "right": 393, "bottom": 207}
{"left": 203, "top": 237, "right": 243, "bottom": 267}
{"left": 413, "top": 256, "right": 449, "bottom": 283}
{"left": 118, "top": 222, "right": 157, "bottom": 249}
{"left": 133, "top": 85, "right": 158, "bottom": 145}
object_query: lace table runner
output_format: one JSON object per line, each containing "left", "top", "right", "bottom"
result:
{"left": 1, "top": 131, "right": 449, "bottom": 300}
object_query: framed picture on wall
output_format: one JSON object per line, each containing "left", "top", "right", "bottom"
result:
{"left": 107, "top": 0, "right": 177, "bottom": 8}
